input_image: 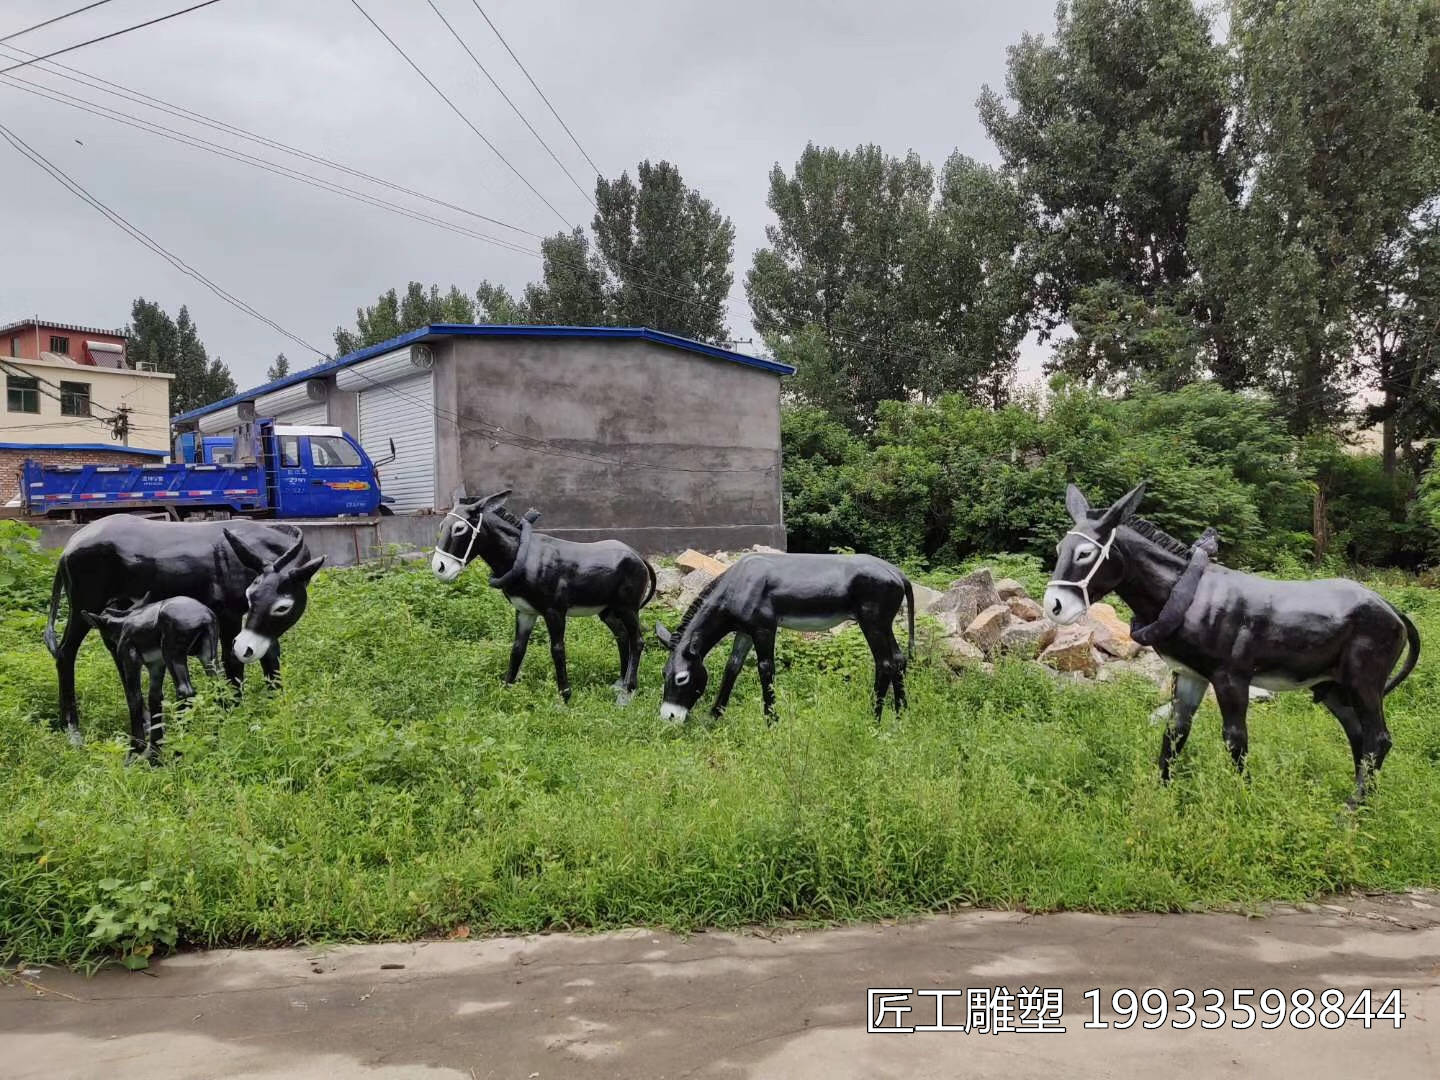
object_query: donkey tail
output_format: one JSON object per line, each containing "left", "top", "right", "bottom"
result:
{"left": 43, "top": 560, "right": 67, "bottom": 659}
{"left": 639, "top": 559, "right": 658, "bottom": 609}
{"left": 903, "top": 575, "right": 915, "bottom": 660}
{"left": 1384, "top": 606, "right": 1421, "bottom": 696}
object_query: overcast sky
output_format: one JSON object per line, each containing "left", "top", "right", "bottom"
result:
{"left": 1, "top": 0, "right": 1058, "bottom": 391}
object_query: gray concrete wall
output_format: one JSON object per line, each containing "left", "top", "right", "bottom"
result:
{"left": 327, "top": 383, "right": 358, "bottom": 434}
{"left": 441, "top": 337, "right": 785, "bottom": 553}
{"left": 32, "top": 514, "right": 445, "bottom": 568}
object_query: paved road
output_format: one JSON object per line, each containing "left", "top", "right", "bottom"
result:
{"left": 3, "top": 893, "right": 1438, "bottom": 1079}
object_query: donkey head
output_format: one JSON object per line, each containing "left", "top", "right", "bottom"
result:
{"left": 654, "top": 623, "right": 708, "bottom": 722}
{"left": 1044, "top": 482, "right": 1146, "bottom": 625}
{"left": 431, "top": 488, "right": 515, "bottom": 583}
{"left": 225, "top": 530, "right": 326, "bottom": 663}
{"left": 81, "top": 592, "right": 153, "bottom": 649}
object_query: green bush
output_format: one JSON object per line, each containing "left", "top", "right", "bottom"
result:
{"left": 782, "top": 382, "right": 1322, "bottom": 569}
{"left": 0, "top": 521, "right": 55, "bottom": 614}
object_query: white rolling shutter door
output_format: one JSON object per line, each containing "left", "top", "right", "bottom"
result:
{"left": 276, "top": 401, "right": 328, "bottom": 426}
{"left": 358, "top": 373, "right": 434, "bottom": 512}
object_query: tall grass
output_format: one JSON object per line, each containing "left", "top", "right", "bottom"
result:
{"left": 2, "top": 559, "right": 1437, "bottom": 967}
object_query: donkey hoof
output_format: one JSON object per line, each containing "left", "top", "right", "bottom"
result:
{"left": 66, "top": 726, "right": 85, "bottom": 748}
{"left": 614, "top": 689, "right": 634, "bottom": 707}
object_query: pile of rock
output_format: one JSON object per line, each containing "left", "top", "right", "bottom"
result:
{"left": 925, "top": 568, "right": 1168, "bottom": 686}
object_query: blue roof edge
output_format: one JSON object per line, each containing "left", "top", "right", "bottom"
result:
{"left": 171, "top": 324, "right": 793, "bottom": 426}
{"left": 2, "top": 442, "right": 168, "bottom": 456}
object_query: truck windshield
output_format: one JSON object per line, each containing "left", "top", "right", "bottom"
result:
{"left": 310, "top": 436, "right": 362, "bottom": 468}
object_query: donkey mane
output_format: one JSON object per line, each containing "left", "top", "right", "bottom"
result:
{"left": 1124, "top": 516, "right": 1197, "bottom": 558}
{"left": 674, "top": 574, "right": 724, "bottom": 638}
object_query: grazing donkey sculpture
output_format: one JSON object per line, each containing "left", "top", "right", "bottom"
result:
{"left": 83, "top": 595, "right": 220, "bottom": 759}
{"left": 431, "top": 489, "right": 656, "bottom": 703}
{"left": 654, "top": 552, "right": 915, "bottom": 724}
{"left": 44, "top": 516, "right": 310, "bottom": 744}
{"left": 1044, "top": 483, "right": 1420, "bottom": 805}
{"left": 223, "top": 531, "right": 327, "bottom": 667}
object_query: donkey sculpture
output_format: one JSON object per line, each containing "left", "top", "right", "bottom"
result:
{"left": 1045, "top": 483, "right": 1420, "bottom": 805}
{"left": 223, "top": 530, "right": 327, "bottom": 667}
{"left": 431, "top": 489, "right": 656, "bottom": 703}
{"left": 654, "top": 552, "right": 915, "bottom": 724}
{"left": 83, "top": 595, "right": 220, "bottom": 759}
{"left": 44, "top": 516, "right": 309, "bottom": 744}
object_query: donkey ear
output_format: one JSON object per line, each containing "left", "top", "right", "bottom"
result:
{"left": 223, "top": 528, "right": 270, "bottom": 574}
{"left": 479, "top": 488, "right": 513, "bottom": 512}
{"left": 1065, "top": 483, "right": 1091, "bottom": 523}
{"left": 273, "top": 534, "right": 306, "bottom": 572}
{"left": 523, "top": 508, "right": 541, "bottom": 523}
{"left": 1098, "top": 482, "right": 1146, "bottom": 532}
{"left": 287, "top": 555, "right": 327, "bottom": 585}
{"left": 654, "top": 623, "right": 674, "bottom": 651}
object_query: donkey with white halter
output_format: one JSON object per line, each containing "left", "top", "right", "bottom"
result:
{"left": 1045, "top": 483, "right": 1420, "bottom": 805}
{"left": 431, "top": 489, "right": 656, "bottom": 703}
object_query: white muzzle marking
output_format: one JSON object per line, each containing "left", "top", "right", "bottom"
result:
{"left": 659, "top": 703, "right": 689, "bottom": 724}
{"left": 233, "top": 629, "right": 273, "bottom": 664}
{"left": 431, "top": 550, "right": 464, "bottom": 581}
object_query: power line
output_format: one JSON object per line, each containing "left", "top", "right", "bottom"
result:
{"left": 0, "top": 41, "right": 544, "bottom": 240}
{"left": 0, "top": 72, "right": 543, "bottom": 259}
{"left": 0, "top": 120, "right": 327, "bottom": 358}
{"left": 423, "top": 0, "right": 595, "bottom": 208}
{"left": 467, "top": 0, "right": 602, "bottom": 179}
{"left": 347, "top": 0, "right": 573, "bottom": 231}
{"left": 0, "top": 0, "right": 227, "bottom": 75}
{"left": 0, "top": 0, "right": 122, "bottom": 45}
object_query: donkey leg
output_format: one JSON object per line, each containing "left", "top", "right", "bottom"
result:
{"left": 543, "top": 611, "right": 571, "bottom": 703}
{"left": 599, "top": 610, "right": 631, "bottom": 692}
{"left": 612, "top": 607, "right": 644, "bottom": 696}
{"left": 1211, "top": 672, "right": 1251, "bottom": 773}
{"left": 1316, "top": 683, "right": 1368, "bottom": 804}
{"left": 118, "top": 654, "right": 149, "bottom": 759}
{"left": 711, "top": 634, "right": 753, "bottom": 718}
{"left": 1158, "top": 673, "right": 1207, "bottom": 783}
{"left": 505, "top": 612, "right": 536, "bottom": 684}
{"left": 1353, "top": 686, "right": 1392, "bottom": 806}
{"left": 859, "top": 618, "right": 898, "bottom": 722}
{"left": 54, "top": 615, "right": 90, "bottom": 744}
{"left": 752, "top": 628, "right": 778, "bottom": 724}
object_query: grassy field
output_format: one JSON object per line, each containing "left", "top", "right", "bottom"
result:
{"left": 2, "top": 551, "right": 1438, "bottom": 968}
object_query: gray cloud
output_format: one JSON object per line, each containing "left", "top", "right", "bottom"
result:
{"left": 1, "top": 0, "right": 1055, "bottom": 389}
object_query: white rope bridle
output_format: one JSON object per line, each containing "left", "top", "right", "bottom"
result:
{"left": 1047, "top": 528, "right": 1117, "bottom": 611}
{"left": 433, "top": 510, "right": 480, "bottom": 577}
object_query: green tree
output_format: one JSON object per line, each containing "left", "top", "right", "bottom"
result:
{"left": 266, "top": 353, "right": 290, "bottom": 382}
{"left": 591, "top": 160, "right": 734, "bottom": 342}
{"left": 334, "top": 282, "right": 478, "bottom": 354}
{"left": 979, "top": 0, "right": 1239, "bottom": 387}
{"left": 126, "top": 299, "right": 236, "bottom": 414}
{"left": 1191, "top": 0, "right": 1440, "bottom": 433}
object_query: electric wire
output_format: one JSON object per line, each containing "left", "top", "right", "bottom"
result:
{"left": 466, "top": 0, "right": 602, "bottom": 179}
{"left": 422, "top": 0, "right": 595, "bottom": 207}
{"left": 347, "top": 0, "right": 573, "bottom": 230}
{"left": 0, "top": 0, "right": 227, "bottom": 75}
{"left": 0, "top": 0, "right": 122, "bottom": 45}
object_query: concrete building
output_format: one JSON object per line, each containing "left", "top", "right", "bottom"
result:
{"left": 172, "top": 325, "right": 794, "bottom": 552}
{"left": 1, "top": 318, "right": 173, "bottom": 506}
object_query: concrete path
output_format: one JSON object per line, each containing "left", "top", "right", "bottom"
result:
{"left": 4, "top": 893, "right": 1439, "bottom": 1079}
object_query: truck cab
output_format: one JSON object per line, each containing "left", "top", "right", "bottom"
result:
{"left": 262, "top": 423, "right": 383, "bottom": 517}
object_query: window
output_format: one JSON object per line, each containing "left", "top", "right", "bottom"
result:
{"left": 49, "top": 335, "right": 69, "bottom": 355}
{"left": 310, "top": 435, "right": 361, "bottom": 468}
{"left": 278, "top": 435, "right": 302, "bottom": 468}
{"left": 6, "top": 374, "right": 39, "bottom": 413}
{"left": 60, "top": 381, "right": 91, "bottom": 417}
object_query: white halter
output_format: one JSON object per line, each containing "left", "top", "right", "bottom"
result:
{"left": 1047, "top": 528, "right": 1117, "bottom": 611}
{"left": 433, "top": 510, "right": 480, "bottom": 577}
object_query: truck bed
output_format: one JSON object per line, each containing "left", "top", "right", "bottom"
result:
{"left": 22, "top": 460, "right": 266, "bottom": 517}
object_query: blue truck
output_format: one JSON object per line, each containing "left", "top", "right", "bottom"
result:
{"left": 23, "top": 418, "right": 394, "bottom": 521}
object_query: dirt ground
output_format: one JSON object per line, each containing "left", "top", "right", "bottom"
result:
{"left": 3, "top": 893, "right": 1438, "bottom": 1079}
